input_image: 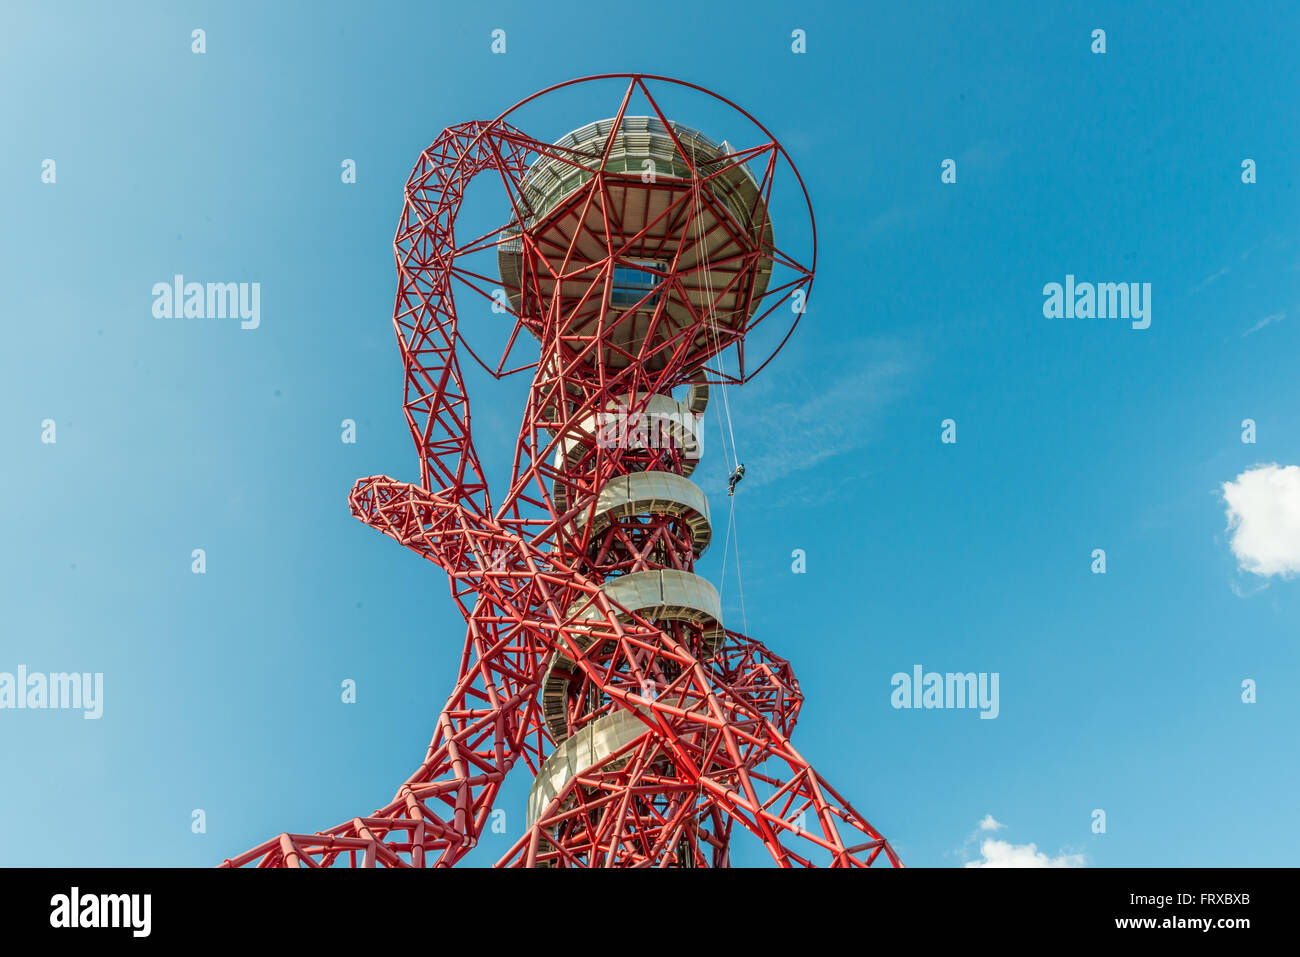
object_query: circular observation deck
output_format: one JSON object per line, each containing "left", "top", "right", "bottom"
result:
{"left": 497, "top": 116, "right": 775, "bottom": 375}
{"left": 541, "top": 569, "right": 725, "bottom": 743}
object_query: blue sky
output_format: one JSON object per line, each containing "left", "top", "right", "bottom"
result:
{"left": 2, "top": 1, "right": 1297, "bottom": 867}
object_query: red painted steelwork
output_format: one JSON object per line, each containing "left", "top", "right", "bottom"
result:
{"left": 222, "top": 75, "right": 899, "bottom": 869}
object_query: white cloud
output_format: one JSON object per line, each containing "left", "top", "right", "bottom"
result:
{"left": 965, "top": 838, "right": 1085, "bottom": 869}
{"left": 1191, "top": 264, "right": 1231, "bottom": 293}
{"left": 719, "top": 339, "right": 914, "bottom": 495}
{"left": 1242, "top": 312, "right": 1285, "bottom": 337}
{"left": 1221, "top": 464, "right": 1300, "bottom": 578}
{"left": 960, "top": 817, "right": 1083, "bottom": 868}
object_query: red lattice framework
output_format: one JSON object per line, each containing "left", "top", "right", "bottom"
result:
{"left": 222, "top": 75, "right": 900, "bottom": 869}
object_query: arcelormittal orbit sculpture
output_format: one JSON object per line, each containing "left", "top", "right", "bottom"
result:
{"left": 223, "top": 75, "right": 900, "bottom": 868}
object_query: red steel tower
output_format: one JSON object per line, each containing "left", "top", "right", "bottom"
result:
{"left": 223, "top": 75, "right": 900, "bottom": 868}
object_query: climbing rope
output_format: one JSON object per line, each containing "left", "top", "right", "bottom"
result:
{"left": 688, "top": 140, "right": 740, "bottom": 473}
{"left": 717, "top": 495, "right": 750, "bottom": 638}
{"left": 687, "top": 139, "right": 750, "bottom": 637}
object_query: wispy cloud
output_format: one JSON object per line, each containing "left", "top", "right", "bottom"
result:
{"left": 1191, "top": 264, "right": 1231, "bottom": 293}
{"left": 959, "top": 140, "right": 1012, "bottom": 173}
{"left": 861, "top": 142, "right": 1008, "bottom": 243}
{"left": 716, "top": 339, "right": 916, "bottom": 495}
{"left": 1241, "top": 312, "right": 1286, "bottom": 337}
{"left": 862, "top": 200, "right": 932, "bottom": 241}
